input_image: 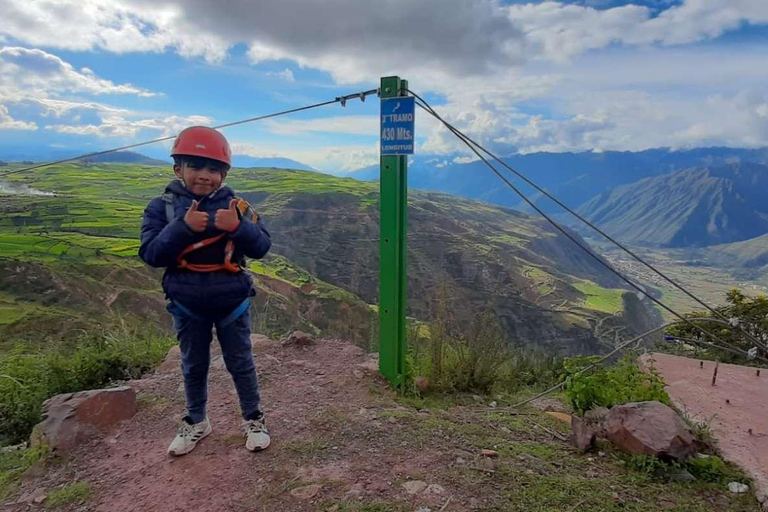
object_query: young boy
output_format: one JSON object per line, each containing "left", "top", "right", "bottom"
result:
{"left": 139, "top": 126, "right": 271, "bottom": 456}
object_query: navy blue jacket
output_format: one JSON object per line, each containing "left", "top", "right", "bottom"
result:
{"left": 139, "top": 180, "right": 271, "bottom": 313}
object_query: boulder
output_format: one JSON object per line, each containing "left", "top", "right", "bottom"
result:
{"left": 604, "top": 401, "right": 696, "bottom": 461}
{"left": 30, "top": 386, "right": 136, "bottom": 451}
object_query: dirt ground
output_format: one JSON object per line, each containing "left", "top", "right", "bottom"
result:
{"left": 642, "top": 352, "right": 768, "bottom": 507}
{"left": 3, "top": 340, "right": 762, "bottom": 511}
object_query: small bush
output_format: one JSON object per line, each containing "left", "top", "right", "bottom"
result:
{"left": 623, "top": 453, "right": 749, "bottom": 485}
{"left": 406, "top": 298, "right": 562, "bottom": 395}
{"left": 563, "top": 356, "right": 669, "bottom": 414}
{"left": 0, "top": 324, "right": 175, "bottom": 445}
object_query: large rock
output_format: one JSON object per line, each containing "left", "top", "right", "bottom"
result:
{"left": 604, "top": 401, "right": 696, "bottom": 461}
{"left": 30, "top": 386, "right": 136, "bottom": 451}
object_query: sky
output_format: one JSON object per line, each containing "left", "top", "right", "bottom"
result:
{"left": 0, "top": 0, "right": 767, "bottom": 173}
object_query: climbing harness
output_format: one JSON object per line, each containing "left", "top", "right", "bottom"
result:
{"left": 162, "top": 193, "right": 258, "bottom": 273}
{"left": 171, "top": 297, "right": 251, "bottom": 327}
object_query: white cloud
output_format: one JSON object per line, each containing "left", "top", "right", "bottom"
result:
{"left": 2, "top": 0, "right": 229, "bottom": 62}
{"left": 0, "top": 105, "right": 37, "bottom": 130}
{"left": 508, "top": 1, "right": 768, "bottom": 61}
{"left": 265, "top": 115, "right": 378, "bottom": 136}
{"left": 45, "top": 114, "right": 212, "bottom": 139}
{"left": 0, "top": 47, "right": 155, "bottom": 101}
{"left": 2, "top": 1, "right": 768, "bottom": 155}
{"left": 266, "top": 69, "right": 295, "bottom": 83}
{"left": 232, "top": 141, "right": 378, "bottom": 173}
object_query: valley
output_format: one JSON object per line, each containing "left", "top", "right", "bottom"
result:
{"left": 0, "top": 162, "right": 656, "bottom": 357}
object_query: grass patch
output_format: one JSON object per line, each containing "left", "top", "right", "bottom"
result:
{"left": 573, "top": 281, "right": 626, "bottom": 314}
{"left": 0, "top": 446, "right": 46, "bottom": 500}
{"left": 0, "top": 325, "right": 175, "bottom": 445}
{"left": 46, "top": 481, "right": 91, "bottom": 507}
{"left": 282, "top": 438, "right": 328, "bottom": 458}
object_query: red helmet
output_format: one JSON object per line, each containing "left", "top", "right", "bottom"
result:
{"left": 171, "top": 126, "right": 232, "bottom": 167}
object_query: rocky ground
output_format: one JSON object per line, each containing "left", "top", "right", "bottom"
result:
{"left": 3, "top": 337, "right": 762, "bottom": 511}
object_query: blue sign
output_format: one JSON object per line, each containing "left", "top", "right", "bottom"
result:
{"left": 380, "top": 97, "right": 415, "bottom": 155}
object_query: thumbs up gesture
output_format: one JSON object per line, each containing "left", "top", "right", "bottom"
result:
{"left": 215, "top": 199, "right": 241, "bottom": 233}
{"left": 184, "top": 200, "right": 209, "bottom": 233}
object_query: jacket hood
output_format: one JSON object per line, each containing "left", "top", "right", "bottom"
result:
{"left": 164, "top": 179, "right": 235, "bottom": 200}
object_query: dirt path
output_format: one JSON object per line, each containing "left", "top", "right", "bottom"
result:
{"left": 642, "top": 353, "right": 768, "bottom": 506}
{"left": 5, "top": 342, "right": 762, "bottom": 511}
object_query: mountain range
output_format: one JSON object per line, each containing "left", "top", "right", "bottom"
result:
{"left": 0, "top": 150, "right": 314, "bottom": 172}
{"left": 577, "top": 163, "right": 768, "bottom": 248}
{"left": 349, "top": 147, "right": 768, "bottom": 214}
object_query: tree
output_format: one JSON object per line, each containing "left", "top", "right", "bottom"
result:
{"left": 663, "top": 290, "right": 768, "bottom": 365}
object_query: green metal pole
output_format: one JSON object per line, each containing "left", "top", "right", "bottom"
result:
{"left": 379, "top": 76, "right": 408, "bottom": 386}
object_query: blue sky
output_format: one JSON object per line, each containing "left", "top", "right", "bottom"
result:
{"left": 0, "top": 0, "right": 767, "bottom": 173}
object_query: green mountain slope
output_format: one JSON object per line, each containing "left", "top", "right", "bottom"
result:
{"left": 0, "top": 163, "right": 657, "bottom": 354}
{"left": 578, "top": 163, "right": 768, "bottom": 248}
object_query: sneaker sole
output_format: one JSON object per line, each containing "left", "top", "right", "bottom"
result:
{"left": 168, "top": 422, "right": 212, "bottom": 456}
{"left": 246, "top": 437, "right": 270, "bottom": 452}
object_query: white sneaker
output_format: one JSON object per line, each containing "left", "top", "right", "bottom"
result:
{"left": 167, "top": 416, "right": 212, "bottom": 456}
{"left": 244, "top": 415, "right": 270, "bottom": 452}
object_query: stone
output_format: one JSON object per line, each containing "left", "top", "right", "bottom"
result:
{"left": 402, "top": 480, "right": 428, "bottom": 494}
{"left": 425, "top": 484, "right": 445, "bottom": 495}
{"left": 570, "top": 415, "right": 597, "bottom": 452}
{"left": 156, "top": 345, "right": 181, "bottom": 373}
{"left": 290, "top": 484, "right": 323, "bottom": 500}
{"left": 414, "top": 376, "right": 430, "bottom": 394}
{"left": 30, "top": 386, "right": 136, "bottom": 452}
{"left": 670, "top": 470, "right": 696, "bottom": 483}
{"left": 728, "top": 482, "right": 749, "bottom": 494}
{"left": 357, "top": 354, "right": 380, "bottom": 374}
{"left": 481, "top": 449, "right": 499, "bottom": 458}
{"left": 283, "top": 331, "right": 315, "bottom": 348}
{"left": 604, "top": 401, "right": 696, "bottom": 461}
{"left": 529, "top": 397, "right": 569, "bottom": 413}
{"left": 17, "top": 487, "right": 47, "bottom": 505}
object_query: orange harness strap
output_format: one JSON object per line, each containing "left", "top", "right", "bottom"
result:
{"left": 177, "top": 234, "right": 240, "bottom": 273}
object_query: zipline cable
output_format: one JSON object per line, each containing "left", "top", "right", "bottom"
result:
{"left": 409, "top": 90, "right": 768, "bottom": 357}
{"left": 0, "top": 89, "right": 379, "bottom": 179}
{"left": 412, "top": 94, "right": 768, "bottom": 365}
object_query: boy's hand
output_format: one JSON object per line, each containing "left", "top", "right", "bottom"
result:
{"left": 184, "top": 200, "right": 209, "bottom": 233}
{"left": 215, "top": 199, "right": 241, "bottom": 233}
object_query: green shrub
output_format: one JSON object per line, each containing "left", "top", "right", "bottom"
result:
{"left": 406, "top": 304, "right": 562, "bottom": 395}
{"left": 623, "top": 454, "right": 681, "bottom": 476}
{"left": 0, "top": 324, "right": 174, "bottom": 445}
{"left": 563, "top": 356, "right": 669, "bottom": 414}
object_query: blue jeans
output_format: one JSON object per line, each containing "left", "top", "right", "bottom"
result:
{"left": 167, "top": 302, "right": 262, "bottom": 424}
